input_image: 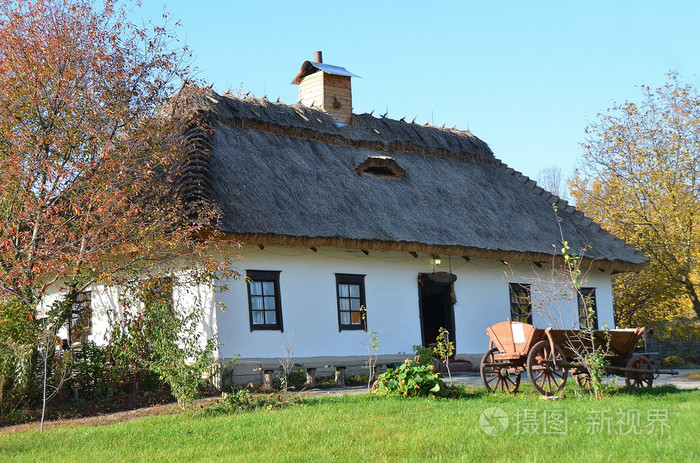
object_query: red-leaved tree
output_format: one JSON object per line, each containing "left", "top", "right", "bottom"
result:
{"left": 0, "top": 0, "right": 230, "bottom": 308}
{"left": 0, "top": 0, "right": 236, "bottom": 423}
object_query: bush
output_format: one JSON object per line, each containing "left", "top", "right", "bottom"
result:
{"left": 374, "top": 359, "right": 449, "bottom": 398}
{"left": 664, "top": 355, "right": 685, "bottom": 368}
{"left": 278, "top": 364, "right": 306, "bottom": 390}
{"left": 0, "top": 340, "right": 34, "bottom": 415}
{"left": 412, "top": 345, "right": 435, "bottom": 366}
{"left": 0, "top": 298, "right": 38, "bottom": 416}
{"left": 68, "top": 342, "right": 110, "bottom": 399}
{"left": 111, "top": 278, "right": 218, "bottom": 409}
{"left": 213, "top": 389, "right": 303, "bottom": 414}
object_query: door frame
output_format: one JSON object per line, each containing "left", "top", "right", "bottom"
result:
{"left": 417, "top": 272, "right": 457, "bottom": 347}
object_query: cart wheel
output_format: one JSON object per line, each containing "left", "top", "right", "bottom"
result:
{"left": 625, "top": 355, "right": 654, "bottom": 389}
{"left": 480, "top": 348, "right": 521, "bottom": 393}
{"left": 574, "top": 372, "right": 592, "bottom": 390}
{"left": 526, "top": 340, "right": 569, "bottom": 396}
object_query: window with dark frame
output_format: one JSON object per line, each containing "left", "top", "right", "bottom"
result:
{"left": 336, "top": 274, "right": 366, "bottom": 331}
{"left": 578, "top": 287, "right": 598, "bottom": 330}
{"left": 246, "top": 270, "right": 283, "bottom": 331}
{"left": 69, "top": 292, "right": 92, "bottom": 345}
{"left": 508, "top": 283, "right": 532, "bottom": 324}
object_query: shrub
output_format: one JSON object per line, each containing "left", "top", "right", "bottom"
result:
{"left": 411, "top": 345, "right": 435, "bottom": 366}
{"left": 68, "top": 342, "right": 110, "bottom": 399}
{"left": 0, "top": 298, "right": 38, "bottom": 416}
{"left": 346, "top": 374, "right": 369, "bottom": 387}
{"left": 664, "top": 355, "right": 685, "bottom": 368}
{"left": 111, "top": 278, "right": 218, "bottom": 409}
{"left": 278, "top": 364, "right": 306, "bottom": 390}
{"left": 220, "top": 388, "right": 254, "bottom": 411}
{"left": 214, "top": 389, "right": 303, "bottom": 414}
{"left": 374, "top": 359, "right": 449, "bottom": 398}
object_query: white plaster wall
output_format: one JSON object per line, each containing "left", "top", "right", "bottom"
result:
{"left": 216, "top": 247, "right": 424, "bottom": 359}
{"left": 215, "top": 245, "right": 616, "bottom": 360}
{"left": 38, "top": 283, "right": 120, "bottom": 346}
{"left": 38, "top": 246, "right": 615, "bottom": 361}
{"left": 40, "top": 275, "right": 217, "bottom": 351}
{"left": 172, "top": 277, "right": 217, "bottom": 354}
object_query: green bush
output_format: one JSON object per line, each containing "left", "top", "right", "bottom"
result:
{"left": 213, "top": 389, "right": 303, "bottom": 414}
{"left": 220, "top": 388, "right": 254, "bottom": 411}
{"left": 411, "top": 345, "right": 435, "bottom": 366}
{"left": 0, "top": 298, "right": 38, "bottom": 416}
{"left": 374, "top": 359, "right": 449, "bottom": 398}
{"left": 278, "top": 364, "right": 306, "bottom": 390}
{"left": 111, "top": 278, "right": 218, "bottom": 409}
{"left": 69, "top": 342, "right": 109, "bottom": 398}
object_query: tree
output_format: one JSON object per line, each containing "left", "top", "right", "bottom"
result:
{"left": 0, "top": 0, "right": 230, "bottom": 307}
{"left": 0, "top": 0, "right": 234, "bottom": 422}
{"left": 536, "top": 165, "right": 567, "bottom": 200}
{"left": 570, "top": 73, "right": 700, "bottom": 333}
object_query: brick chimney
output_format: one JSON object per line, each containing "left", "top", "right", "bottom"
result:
{"left": 291, "top": 51, "right": 359, "bottom": 125}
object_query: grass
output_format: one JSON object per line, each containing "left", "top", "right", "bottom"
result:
{"left": 1, "top": 385, "right": 699, "bottom": 462}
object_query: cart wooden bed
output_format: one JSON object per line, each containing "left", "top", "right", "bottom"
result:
{"left": 480, "top": 320, "right": 677, "bottom": 395}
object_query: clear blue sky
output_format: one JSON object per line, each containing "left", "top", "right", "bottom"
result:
{"left": 136, "top": 1, "right": 700, "bottom": 191}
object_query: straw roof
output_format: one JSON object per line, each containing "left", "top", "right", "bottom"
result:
{"left": 171, "top": 85, "right": 648, "bottom": 273}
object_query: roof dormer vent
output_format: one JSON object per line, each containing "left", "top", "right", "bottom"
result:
{"left": 356, "top": 156, "right": 405, "bottom": 178}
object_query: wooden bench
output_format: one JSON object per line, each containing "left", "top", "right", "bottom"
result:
{"left": 260, "top": 363, "right": 383, "bottom": 388}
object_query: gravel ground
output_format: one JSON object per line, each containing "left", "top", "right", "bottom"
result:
{"left": 450, "top": 369, "right": 700, "bottom": 389}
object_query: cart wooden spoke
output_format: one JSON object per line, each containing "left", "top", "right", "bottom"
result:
{"left": 574, "top": 372, "right": 592, "bottom": 390}
{"left": 480, "top": 347, "right": 521, "bottom": 393}
{"left": 526, "top": 340, "right": 568, "bottom": 395}
{"left": 625, "top": 355, "right": 654, "bottom": 389}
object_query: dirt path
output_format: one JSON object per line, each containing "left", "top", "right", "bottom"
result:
{"left": 0, "top": 387, "right": 368, "bottom": 435}
{"left": 0, "top": 400, "right": 193, "bottom": 435}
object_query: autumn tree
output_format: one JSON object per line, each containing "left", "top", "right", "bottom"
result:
{"left": 570, "top": 73, "right": 700, "bottom": 335}
{"left": 0, "top": 0, "right": 234, "bottom": 416}
{"left": 0, "top": 0, "right": 229, "bottom": 310}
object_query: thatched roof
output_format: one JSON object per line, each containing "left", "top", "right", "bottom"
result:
{"left": 171, "top": 85, "right": 648, "bottom": 273}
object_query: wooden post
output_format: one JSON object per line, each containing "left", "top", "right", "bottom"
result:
{"left": 306, "top": 368, "right": 317, "bottom": 388}
{"left": 371, "top": 364, "right": 382, "bottom": 382}
{"left": 263, "top": 369, "right": 275, "bottom": 388}
{"left": 335, "top": 367, "right": 347, "bottom": 386}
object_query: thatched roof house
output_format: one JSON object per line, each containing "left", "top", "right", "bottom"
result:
{"left": 149, "top": 52, "right": 654, "bottom": 384}
{"left": 52, "top": 53, "right": 650, "bottom": 385}
{"left": 172, "top": 83, "right": 647, "bottom": 274}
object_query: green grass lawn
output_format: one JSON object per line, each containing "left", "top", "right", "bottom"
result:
{"left": 1, "top": 386, "right": 699, "bottom": 462}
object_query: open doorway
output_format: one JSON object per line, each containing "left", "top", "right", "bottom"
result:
{"left": 418, "top": 272, "right": 456, "bottom": 347}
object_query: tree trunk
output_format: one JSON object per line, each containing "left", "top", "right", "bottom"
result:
{"left": 683, "top": 280, "right": 700, "bottom": 320}
{"left": 40, "top": 345, "right": 48, "bottom": 432}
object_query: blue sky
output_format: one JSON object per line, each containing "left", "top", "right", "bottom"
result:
{"left": 136, "top": 1, "right": 700, "bottom": 191}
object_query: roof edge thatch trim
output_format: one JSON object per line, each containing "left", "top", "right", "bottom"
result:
{"left": 495, "top": 160, "right": 648, "bottom": 265}
{"left": 174, "top": 114, "right": 214, "bottom": 207}
{"left": 212, "top": 232, "right": 649, "bottom": 273}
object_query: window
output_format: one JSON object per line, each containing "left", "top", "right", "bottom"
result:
{"left": 509, "top": 283, "right": 532, "bottom": 324}
{"left": 336, "top": 274, "right": 366, "bottom": 331}
{"left": 246, "top": 270, "right": 283, "bottom": 331}
{"left": 69, "top": 292, "right": 92, "bottom": 345}
{"left": 578, "top": 288, "right": 598, "bottom": 330}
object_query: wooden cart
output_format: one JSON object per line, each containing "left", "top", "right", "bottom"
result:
{"left": 480, "top": 320, "right": 676, "bottom": 395}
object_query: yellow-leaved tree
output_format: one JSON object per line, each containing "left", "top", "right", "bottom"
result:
{"left": 570, "top": 73, "right": 700, "bottom": 338}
